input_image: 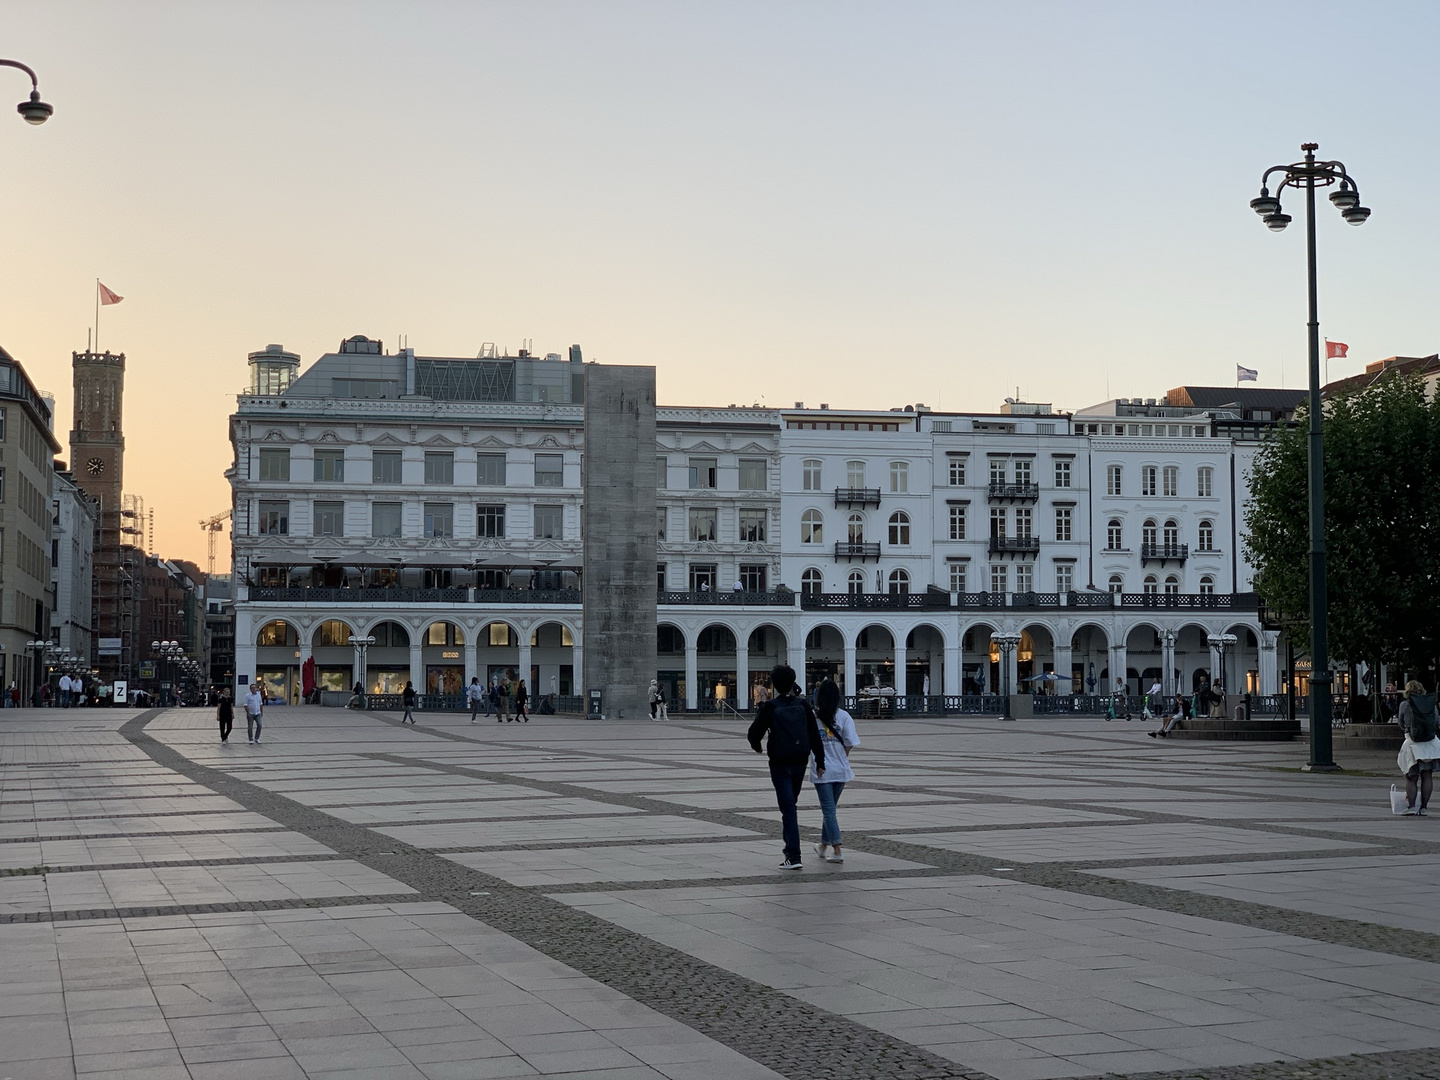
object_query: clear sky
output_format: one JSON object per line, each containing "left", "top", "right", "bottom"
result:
{"left": 1, "top": 1, "right": 1436, "bottom": 566}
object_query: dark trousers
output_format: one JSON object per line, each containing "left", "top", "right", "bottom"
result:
{"left": 247, "top": 712, "right": 262, "bottom": 741}
{"left": 768, "top": 762, "right": 808, "bottom": 862}
{"left": 218, "top": 716, "right": 232, "bottom": 741}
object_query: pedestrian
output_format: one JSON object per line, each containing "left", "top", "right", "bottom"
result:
{"left": 216, "top": 691, "right": 234, "bottom": 743}
{"left": 1146, "top": 678, "right": 1162, "bottom": 718}
{"left": 490, "top": 680, "right": 503, "bottom": 722}
{"left": 1149, "top": 694, "right": 1188, "bottom": 738}
{"left": 244, "top": 682, "right": 264, "bottom": 744}
{"left": 747, "top": 664, "right": 825, "bottom": 871}
{"left": 1107, "top": 678, "right": 1130, "bottom": 721}
{"left": 649, "top": 679, "right": 664, "bottom": 721}
{"left": 467, "top": 676, "right": 485, "bottom": 723}
{"left": 515, "top": 679, "right": 529, "bottom": 722}
{"left": 811, "top": 678, "right": 860, "bottom": 864}
{"left": 1397, "top": 680, "right": 1440, "bottom": 815}
{"left": 401, "top": 681, "right": 418, "bottom": 724}
{"left": 497, "top": 677, "right": 512, "bottom": 723}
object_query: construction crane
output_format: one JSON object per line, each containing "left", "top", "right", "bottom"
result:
{"left": 199, "top": 509, "right": 231, "bottom": 575}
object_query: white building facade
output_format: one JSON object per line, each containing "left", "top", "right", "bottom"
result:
{"left": 51, "top": 468, "right": 96, "bottom": 662}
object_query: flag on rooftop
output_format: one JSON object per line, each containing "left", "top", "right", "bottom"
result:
{"left": 1236, "top": 364, "right": 1258, "bottom": 383}
{"left": 98, "top": 282, "right": 124, "bottom": 305}
{"left": 1326, "top": 339, "right": 1348, "bottom": 359}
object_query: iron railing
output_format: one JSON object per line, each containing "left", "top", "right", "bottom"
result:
{"left": 1140, "top": 543, "right": 1190, "bottom": 562}
{"left": 659, "top": 590, "right": 795, "bottom": 606}
{"left": 833, "top": 542, "right": 882, "bottom": 561}
{"left": 250, "top": 586, "right": 469, "bottom": 603}
{"left": 801, "top": 592, "right": 950, "bottom": 611}
{"left": 988, "top": 536, "right": 1040, "bottom": 554}
{"left": 474, "top": 589, "right": 581, "bottom": 605}
{"left": 987, "top": 482, "right": 1040, "bottom": 501}
{"left": 833, "top": 487, "right": 882, "bottom": 507}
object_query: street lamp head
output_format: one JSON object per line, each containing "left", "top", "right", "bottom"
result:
{"left": 1342, "top": 205, "right": 1371, "bottom": 226}
{"left": 1328, "top": 183, "right": 1358, "bottom": 212}
{"left": 1264, "top": 212, "right": 1292, "bottom": 232}
{"left": 1249, "top": 191, "right": 1280, "bottom": 217}
{"left": 17, "top": 89, "right": 51, "bottom": 125}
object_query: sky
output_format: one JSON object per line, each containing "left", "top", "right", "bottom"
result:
{"left": 1, "top": 1, "right": 1437, "bottom": 566}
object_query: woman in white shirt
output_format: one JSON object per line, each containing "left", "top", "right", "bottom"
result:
{"left": 810, "top": 678, "right": 860, "bottom": 863}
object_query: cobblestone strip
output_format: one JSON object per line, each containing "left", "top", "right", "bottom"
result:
{"left": 0, "top": 892, "right": 420, "bottom": 925}
{"left": 10, "top": 807, "right": 249, "bottom": 823}
{"left": 121, "top": 714, "right": 996, "bottom": 1080}
{"left": 0, "top": 825, "right": 293, "bottom": 844}
{"left": 1071, "top": 1046, "right": 1440, "bottom": 1080}
{"left": 6, "top": 852, "right": 353, "bottom": 875}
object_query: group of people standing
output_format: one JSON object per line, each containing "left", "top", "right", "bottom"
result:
{"left": 747, "top": 665, "right": 861, "bottom": 870}
{"left": 466, "top": 675, "right": 529, "bottom": 723}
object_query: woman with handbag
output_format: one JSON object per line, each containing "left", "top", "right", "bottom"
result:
{"left": 1397, "top": 680, "right": 1440, "bottom": 815}
{"left": 810, "top": 678, "right": 860, "bottom": 864}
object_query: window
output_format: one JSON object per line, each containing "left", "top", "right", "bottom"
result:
{"left": 657, "top": 563, "right": 667, "bottom": 591}
{"left": 656, "top": 508, "right": 667, "bottom": 540}
{"left": 1015, "top": 507, "right": 1033, "bottom": 539}
{"left": 688, "top": 507, "right": 718, "bottom": 542}
{"left": 889, "top": 461, "right": 909, "bottom": 493}
{"left": 990, "top": 506, "right": 1006, "bottom": 538}
{"left": 316, "top": 620, "right": 352, "bottom": 647}
{"left": 1143, "top": 575, "right": 1158, "bottom": 595}
{"left": 846, "top": 460, "right": 866, "bottom": 487}
{"left": 1198, "top": 519, "right": 1214, "bottom": 551}
{"left": 990, "top": 564, "right": 1008, "bottom": 594}
{"left": 259, "top": 448, "right": 290, "bottom": 481}
{"left": 314, "top": 450, "right": 345, "bottom": 482}
{"left": 739, "top": 458, "right": 767, "bottom": 490}
{"left": 0, "top": 469, "right": 5, "bottom": 502}
{"left": 802, "top": 459, "right": 822, "bottom": 491}
{"left": 657, "top": 457, "right": 668, "bottom": 488}
{"left": 801, "top": 509, "right": 823, "bottom": 544}
{"left": 888, "top": 568, "right": 910, "bottom": 595}
{"left": 477, "top": 453, "right": 506, "bottom": 486}
{"left": 1197, "top": 466, "right": 1214, "bottom": 497}
{"left": 477, "top": 505, "right": 505, "bottom": 538}
{"left": 1055, "top": 507, "right": 1072, "bottom": 542}
{"left": 1014, "top": 459, "right": 1032, "bottom": 486}
{"left": 888, "top": 510, "right": 911, "bottom": 546}
{"left": 1164, "top": 574, "right": 1180, "bottom": 596}
{"left": 1107, "top": 464, "right": 1122, "bottom": 495}
{"left": 847, "top": 513, "right": 864, "bottom": 543}
{"left": 948, "top": 505, "right": 966, "bottom": 540}
{"left": 1199, "top": 575, "right": 1215, "bottom": 595}
{"left": 372, "top": 450, "right": 402, "bottom": 483}
{"left": 489, "top": 622, "right": 512, "bottom": 646}
{"left": 688, "top": 457, "right": 717, "bottom": 489}
{"left": 1142, "top": 519, "right": 1157, "bottom": 547}
{"left": 1109, "top": 574, "right": 1124, "bottom": 593}
{"left": 1054, "top": 460, "right": 1072, "bottom": 488}
{"left": 689, "top": 563, "right": 717, "bottom": 591}
{"left": 313, "top": 501, "right": 344, "bottom": 536}
{"left": 739, "top": 564, "right": 767, "bottom": 591}
{"left": 477, "top": 569, "right": 508, "bottom": 589}
{"left": 1163, "top": 465, "right": 1178, "bottom": 497}
{"left": 1106, "top": 519, "right": 1123, "bottom": 550}
{"left": 949, "top": 562, "right": 967, "bottom": 593}
{"left": 1163, "top": 519, "right": 1179, "bottom": 547}
{"left": 1055, "top": 563, "right": 1073, "bottom": 593}
{"left": 1015, "top": 564, "right": 1033, "bottom": 593}
{"left": 258, "top": 500, "right": 289, "bottom": 535}
{"left": 533, "top": 505, "right": 562, "bottom": 539}
{"left": 948, "top": 458, "right": 966, "bottom": 485}
{"left": 257, "top": 621, "right": 291, "bottom": 646}
{"left": 372, "top": 502, "right": 402, "bottom": 537}
{"left": 1141, "top": 466, "right": 1158, "bottom": 497}
{"left": 424, "top": 452, "right": 454, "bottom": 485}
{"left": 848, "top": 569, "right": 866, "bottom": 595}
{"left": 738, "top": 508, "right": 767, "bottom": 542}
{"left": 535, "top": 453, "right": 564, "bottom": 487}
{"left": 424, "top": 502, "right": 454, "bottom": 538}
{"left": 802, "top": 568, "right": 823, "bottom": 595}
{"left": 990, "top": 459, "right": 1006, "bottom": 484}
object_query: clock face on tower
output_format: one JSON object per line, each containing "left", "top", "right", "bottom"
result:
{"left": 86, "top": 457, "right": 105, "bottom": 476}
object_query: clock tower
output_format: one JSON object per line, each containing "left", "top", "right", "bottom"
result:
{"left": 70, "top": 348, "right": 125, "bottom": 509}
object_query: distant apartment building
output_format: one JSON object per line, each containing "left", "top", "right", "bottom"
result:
{"left": 51, "top": 467, "right": 96, "bottom": 663}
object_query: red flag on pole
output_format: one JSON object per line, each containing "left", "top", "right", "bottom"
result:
{"left": 98, "top": 282, "right": 124, "bottom": 306}
{"left": 1325, "top": 339, "right": 1348, "bottom": 359}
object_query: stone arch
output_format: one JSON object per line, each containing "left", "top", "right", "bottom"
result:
{"left": 1068, "top": 622, "right": 1110, "bottom": 693}
{"left": 904, "top": 621, "right": 947, "bottom": 697}
{"left": 802, "top": 622, "right": 846, "bottom": 693}
{"left": 855, "top": 623, "right": 897, "bottom": 692}
{"left": 256, "top": 619, "right": 298, "bottom": 647}
{"left": 960, "top": 620, "right": 1001, "bottom": 695}
{"left": 364, "top": 620, "right": 410, "bottom": 648}
{"left": 1175, "top": 622, "right": 1212, "bottom": 694}
{"left": 1125, "top": 621, "right": 1167, "bottom": 690}
{"left": 311, "top": 619, "right": 355, "bottom": 648}
{"left": 422, "top": 620, "right": 467, "bottom": 648}
{"left": 696, "top": 622, "right": 739, "bottom": 706}
{"left": 1018, "top": 622, "right": 1057, "bottom": 688}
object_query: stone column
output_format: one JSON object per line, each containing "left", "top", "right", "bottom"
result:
{"left": 684, "top": 644, "right": 698, "bottom": 711}
{"left": 234, "top": 609, "right": 257, "bottom": 695}
{"left": 1260, "top": 631, "right": 1279, "bottom": 695}
{"left": 1053, "top": 643, "right": 1073, "bottom": 694}
{"left": 409, "top": 642, "right": 424, "bottom": 693}
{"left": 582, "top": 365, "right": 658, "bottom": 719}
{"left": 1111, "top": 644, "right": 1129, "bottom": 694}
{"left": 844, "top": 642, "right": 858, "bottom": 697}
{"left": 736, "top": 640, "right": 749, "bottom": 710}
{"left": 893, "top": 639, "right": 907, "bottom": 697}
{"left": 518, "top": 639, "right": 533, "bottom": 694}
{"left": 790, "top": 638, "right": 806, "bottom": 694}
{"left": 944, "top": 641, "right": 962, "bottom": 696}
{"left": 1006, "top": 640, "right": 1020, "bottom": 698}
{"left": 464, "top": 637, "right": 478, "bottom": 688}
{"left": 569, "top": 640, "right": 583, "bottom": 701}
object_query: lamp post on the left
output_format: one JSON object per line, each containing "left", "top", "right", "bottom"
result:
{"left": 0, "top": 60, "right": 53, "bottom": 125}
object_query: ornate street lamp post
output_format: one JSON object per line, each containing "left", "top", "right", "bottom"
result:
{"left": 991, "top": 631, "right": 1021, "bottom": 721}
{"left": 0, "top": 59, "right": 52, "bottom": 125}
{"left": 349, "top": 635, "right": 375, "bottom": 705}
{"left": 1249, "top": 143, "right": 1369, "bottom": 771}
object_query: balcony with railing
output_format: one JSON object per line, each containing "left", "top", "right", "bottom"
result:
{"left": 801, "top": 590, "right": 951, "bottom": 611}
{"left": 1141, "top": 542, "right": 1190, "bottom": 563}
{"left": 659, "top": 590, "right": 796, "bottom": 607}
{"left": 249, "top": 586, "right": 470, "bottom": 604}
{"left": 833, "top": 541, "right": 882, "bottom": 562}
{"left": 988, "top": 535, "right": 1040, "bottom": 555}
{"left": 833, "top": 487, "right": 882, "bottom": 508}
{"left": 474, "top": 589, "right": 581, "bottom": 605}
{"left": 1121, "top": 591, "right": 1259, "bottom": 610}
{"left": 987, "top": 481, "right": 1040, "bottom": 501}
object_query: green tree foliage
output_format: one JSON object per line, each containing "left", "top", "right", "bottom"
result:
{"left": 1245, "top": 375, "right": 1440, "bottom": 671}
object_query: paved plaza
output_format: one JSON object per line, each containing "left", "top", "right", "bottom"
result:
{"left": 2, "top": 706, "right": 1439, "bottom": 1080}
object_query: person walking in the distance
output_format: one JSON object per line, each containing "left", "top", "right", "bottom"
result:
{"left": 747, "top": 664, "right": 825, "bottom": 870}
{"left": 216, "top": 691, "right": 234, "bottom": 743}
{"left": 401, "top": 681, "right": 418, "bottom": 724}
{"left": 467, "top": 676, "right": 485, "bottom": 723}
{"left": 811, "top": 678, "right": 859, "bottom": 864}
{"left": 244, "top": 682, "right": 264, "bottom": 744}
{"left": 515, "top": 679, "right": 530, "bottom": 723}
{"left": 1397, "top": 680, "right": 1440, "bottom": 815}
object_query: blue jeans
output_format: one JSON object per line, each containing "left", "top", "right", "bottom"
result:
{"left": 247, "top": 712, "right": 262, "bottom": 741}
{"left": 768, "top": 763, "right": 807, "bottom": 863}
{"left": 814, "top": 781, "right": 847, "bottom": 846}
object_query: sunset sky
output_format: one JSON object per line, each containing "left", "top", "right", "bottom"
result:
{"left": 1, "top": 1, "right": 1436, "bottom": 566}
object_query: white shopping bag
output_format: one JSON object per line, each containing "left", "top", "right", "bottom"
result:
{"left": 1390, "top": 785, "right": 1409, "bottom": 815}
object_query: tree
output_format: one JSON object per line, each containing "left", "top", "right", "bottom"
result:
{"left": 1244, "top": 374, "right": 1440, "bottom": 676}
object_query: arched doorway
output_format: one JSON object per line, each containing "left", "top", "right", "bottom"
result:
{"left": 1018, "top": 624, "right": 1055, "bottom": 691}
{"left": 1125, "top": 623, "right": 1165, "bottom": 697}
{"left": 962, "top": 622, "right": 999, "bottom": 695}
{"left": 856, "top": 624, "right": 895, "bottom": 692}
{"left": 529, "top": 621, "right": 576, "bottom": 699}
{"left": 747, "top": 624, "right": 788, "bottom": 704}
{"left": 364, "top": 620, "right": 410, "bottom": 694}
{"left": 1069, "top": 623, "right": 1109, "bottom": 695}
{"left": 905, "top": 624, "right": 946, "bottom": 698}
{"left": 803, "top": 624, "right": 845, "bottom": 694}
{"left": 657, "top": 624, "right": 687, "bottom": 707}
{"left": 697, "top": 624, "right": 737, "bottom": 708}
{"left": 478, "top": 621, "right": 521, "bottom": 691}
{"left": 423, "top": 621, "right": 466, "bottom": 695}
{"left": 255, "top": 620, "right": 299, "bottom": 704}
{"left": 311, "top": 619, "right": 356, "bottom": 700}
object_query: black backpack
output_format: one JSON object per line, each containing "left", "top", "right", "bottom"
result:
{"left": 1409, "top": 693, "right": 1439, "bottom": 742}
{"left": 767, "top": 696, "right": 815, "bottom": 764}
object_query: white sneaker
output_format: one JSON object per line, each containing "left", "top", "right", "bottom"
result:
{"left": 814, "top": 843, "right": 829, "bottom": 859}
{"left": 1403, "top": 804, "right": 1419, "bottom": 816}
{"left": 824, "top": 850, "right": 845, "bottom": 863}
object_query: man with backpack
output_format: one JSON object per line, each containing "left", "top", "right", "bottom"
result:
{"left": 747, "top": 664, "right": 826, "bottom": 870}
